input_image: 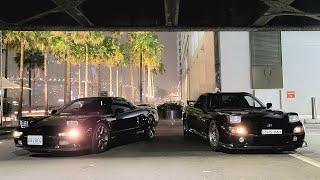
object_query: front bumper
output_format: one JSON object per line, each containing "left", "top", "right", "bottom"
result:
{"left": 221, "top": 133, "right": 305, "bottom": 150}
{"left": 14, "top": 135, "right": 90, "bottom": 153}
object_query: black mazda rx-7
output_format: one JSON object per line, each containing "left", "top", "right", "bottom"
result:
{"left": 183, "top": 92, "right": 306, "bottom": 152}
{"left": 13, "top": 97, "right": 159, "bottom": 153}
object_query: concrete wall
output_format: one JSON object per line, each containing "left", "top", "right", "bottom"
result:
{"left": 220, "top": 32, "right": 251, "bottom": 93}
{"left": 281, "top": 32, "right": 320, "bottom": 116}
{"left": 178, "top": 32, "right": 216, "bottom": 103}
{"left": 219, "top": 31, "right": 320, "bottom": 116}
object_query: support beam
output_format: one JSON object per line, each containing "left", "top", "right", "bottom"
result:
{"left": 164, "top": 0, "right": 180, "bottom": 26}
{"left": 253, "top": 0, "right": 320, "bottom": 26}
{"left": 52, "top": 0, "right": 93, "bottom": 26}
{"left": 18, "top": 0, "right": 93, "bottom": 26}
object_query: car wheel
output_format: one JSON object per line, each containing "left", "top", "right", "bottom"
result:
{"left": 208, "top": 121, "right": 220, "bottom": 151}
{"left": 183, "top": 121, "right": 191, "bottom": 139}
{"left": 91, "top": 123, "right": 110, "bottom": 154}
{"left": 144, "top": 115, "right": 156, "bottom": 140}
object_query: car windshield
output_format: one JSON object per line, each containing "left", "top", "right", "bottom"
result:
{"left": 57, "top": 99, "right": 112, "bottom": 115}
{"left": 209, "top": 94, "right": 265, "bottom": 110}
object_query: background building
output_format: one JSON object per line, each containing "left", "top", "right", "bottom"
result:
{"left": 177, "top": 32, "right": 216, "bottom": 104}
{"left": 178, "top": 31, "right": 320, "bottom": 117}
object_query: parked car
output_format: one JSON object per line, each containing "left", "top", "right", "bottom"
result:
{"left": 13, "top": 97, "right": 159, "bottom": 154}
{"left": 183, "top": 92, "right": 305, "bottom": 152}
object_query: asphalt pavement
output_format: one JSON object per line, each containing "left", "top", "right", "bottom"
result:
{"left": 0, "top": 119, "right": 320, "bottom": 180}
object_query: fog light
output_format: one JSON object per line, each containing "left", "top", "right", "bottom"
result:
{"left": 18, "top": 140, "right": 22, "bottom": 145}
{"left": 230, "top": 126, "right": 248, "bottom": 136}
{"left": 239, "top": 137, "right": 245, "bottom": 143}
{"left": 293, "top": 126, "right": 304, "bottom": 134}
{"left": 59, "top": 140, "right": 70, "bottom": 146}
{"left": 293, "top": 136, "right": 298, "bottom": 142}
{"left": 13, "top": 131, "right": 23, "bottom": 138}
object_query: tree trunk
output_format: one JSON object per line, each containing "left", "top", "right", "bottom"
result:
{"left": 64, "top": 60, "right": 68, "bottom": 104}
{"left": 109, "top": 66, "right": 112, "bottom": 96}
{"left": 28, "top": 68, "right": 31, "bottom": 112}
{"left": 84, "top": 44, "right": 88, "bottom": 97}
{"left": 4, "top": 42, "right": 8, "bottom": 99}
{"left": 44, "top": 50, "right": 48, "bottom": 115}
{"left": 64, "top": 52, "right": 71, "bottom": 104}
{"left": 130, "top": 64, "right": 135, "bottom": 102}
{"left": 147, "top": 65, "right": 151, "bottom": 102}
{"left": 151, "top": 72, "right": 155, "bottom": 97}
{"left": 78, "top": 63, "right": 81, "bottom": 98}
{"left": 116, "top": 66, "right": 119, "bottom": 97}
{"left": 97, "top": 64, "right": 101, "bottom": 94}
{"left": 139, "top": 48, "right": 143, "bottom": 104}
{"left": 17, "top": 41, "right": 24, "bottom": 119}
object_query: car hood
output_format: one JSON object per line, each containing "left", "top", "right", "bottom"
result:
{"left": 214, "top": 109, "right": 286, "bottom": 120}
{"left": 27, "top": 115, "right": 105, "bottom": 128}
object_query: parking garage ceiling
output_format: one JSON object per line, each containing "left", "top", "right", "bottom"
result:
{"left": 1, "top": 0, "right": 320, "bottom": 30}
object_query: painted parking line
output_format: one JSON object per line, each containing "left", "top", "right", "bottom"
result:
{"left": 289, "top": 153, "right": 320, "bottom": 168}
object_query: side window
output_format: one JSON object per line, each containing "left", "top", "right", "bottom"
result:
{"left": 111, "top": 99, "right": 131, "bottom": 113}
{"left": 244, "top": 95, "right": 263, "bottom": 108}
{"left": 195, "top": 95, "right": 207, "bottom": 109}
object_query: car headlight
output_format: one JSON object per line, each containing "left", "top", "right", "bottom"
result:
{"left": 58, "top": 128, "right": 81, "bottom": 139}
{"left": 293, "top": 126, "right": 304, "bottom": 134}
{"left": 289, "top": 115, "right": 299, "bottom": 123}
{"left": 229, "top": 115, "right": 241, "bottom": 124}
{"left": 13, "top": 131, "right": 23, "bottom": 138}
{"left": 229, "top": 126, "right": 248, "bottom": 136}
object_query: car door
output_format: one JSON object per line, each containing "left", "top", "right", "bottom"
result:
{"left": 189, "top": 95, "right": 207, "bottom": 131}
{"left": 111, "top": 98, "right": 140, "bottom": 133}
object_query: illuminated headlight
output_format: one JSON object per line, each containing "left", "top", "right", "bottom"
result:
{"left": 289, "top": 115, "right": 299, "bottom": 123}
{"left": 58, "top": 128, "right": 81, "bottom": 139}
{"left": 13, "top": 131, "right": 23, "bottom": 138}
{"left": 229, "top": 115, "right": 241, "bottom": 124}
{"left": 293, "top": 126, "right": 304, "bottom": 134}
{"left": 229, "top": 126, "right": 248, "bottom": 136}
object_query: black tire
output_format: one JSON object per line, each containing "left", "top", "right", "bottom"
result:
{"left": 144, "top": 115, "right": 156, "bottom": 140}
{"left": 183, "top": 120, "right": 191, "bottom": 139}
{"left": 91, "top": 123, "right": 110, "bottom": 154}
{"left": 208, "top": 121, "right": 220, "bottom": 152}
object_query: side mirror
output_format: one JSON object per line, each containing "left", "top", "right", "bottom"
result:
{"left": 187, "top": 100, "right": 195, "bottom": 107}
{"left": 51, "top": 110, "right": 57, "bottom": 115}
{"left": 115, "top": 108, "right": 124, "bottom": 115}
{"left": 266, "top": 103, "right": 272, "bottom": 109}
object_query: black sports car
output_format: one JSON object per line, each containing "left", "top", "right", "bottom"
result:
{"left": 183, "top": 92, "right": 305, "bottom": 151}
{"left": 13, "top": 97, "right": 159, "bottom": 153}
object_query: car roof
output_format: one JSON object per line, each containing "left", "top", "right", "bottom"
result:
{"left": 205, "top": 92, "right": 251, "bottom": 96}
{"left": 75, "top": 96, "right": 125, "bottom": 101}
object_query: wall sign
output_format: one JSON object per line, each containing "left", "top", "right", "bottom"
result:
{"left": 287, "top": 91, "right": 296, "bottom": 99}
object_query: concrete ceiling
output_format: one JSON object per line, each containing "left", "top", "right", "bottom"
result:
{"left": 1, "top": 0, "right": 320, "bottom": 30}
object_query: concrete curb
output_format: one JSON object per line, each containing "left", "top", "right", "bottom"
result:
{"left": 303, "top": 119, "right": 320, "bottom": 124}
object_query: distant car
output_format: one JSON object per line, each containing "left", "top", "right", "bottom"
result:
{"left": 183, "top": 92, "right": 305, "bottom": 152}
{"left": 13, "top": 97, "right": 159, "bottom": 153}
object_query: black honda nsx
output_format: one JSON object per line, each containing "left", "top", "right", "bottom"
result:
{"left": 183, "top": 92, "right": 306, "bottom": 152}
{"left": 13, "top": 97, "right": 159, "bottom": 153}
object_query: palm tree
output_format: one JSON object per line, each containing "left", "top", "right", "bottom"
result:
{"left": 130, "top": 32, "right": 163, "bottom": 103}
{"left": 91, "top": 36, "right": 123, "bottom": 97}
{"left": 73, "top": 32, "right": 104, "bottom": 97}
{"left": 15, "top": 50, "right": 44, "bottom": 112}
{"left": 4, "top": 31, "right": 35, "bottom": 118}
{"left": 50, "top": 31, "right": 74, "bottom": 104}
{"left": 33, "top": 31, "right": 52, "bottom": 115}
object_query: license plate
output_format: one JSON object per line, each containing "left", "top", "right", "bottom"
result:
{"left": 27, "top": 135, "right": 43, "bottom": 145}
{"left": 261, "top": 129, "right": 282, "bottom": 135}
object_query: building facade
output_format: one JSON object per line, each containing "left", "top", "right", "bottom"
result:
{"left": 177, "top": 32, "right": 216, "bottom": 104}
{"left": 178, "top": 31, "right": 320, "bottom": 117}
